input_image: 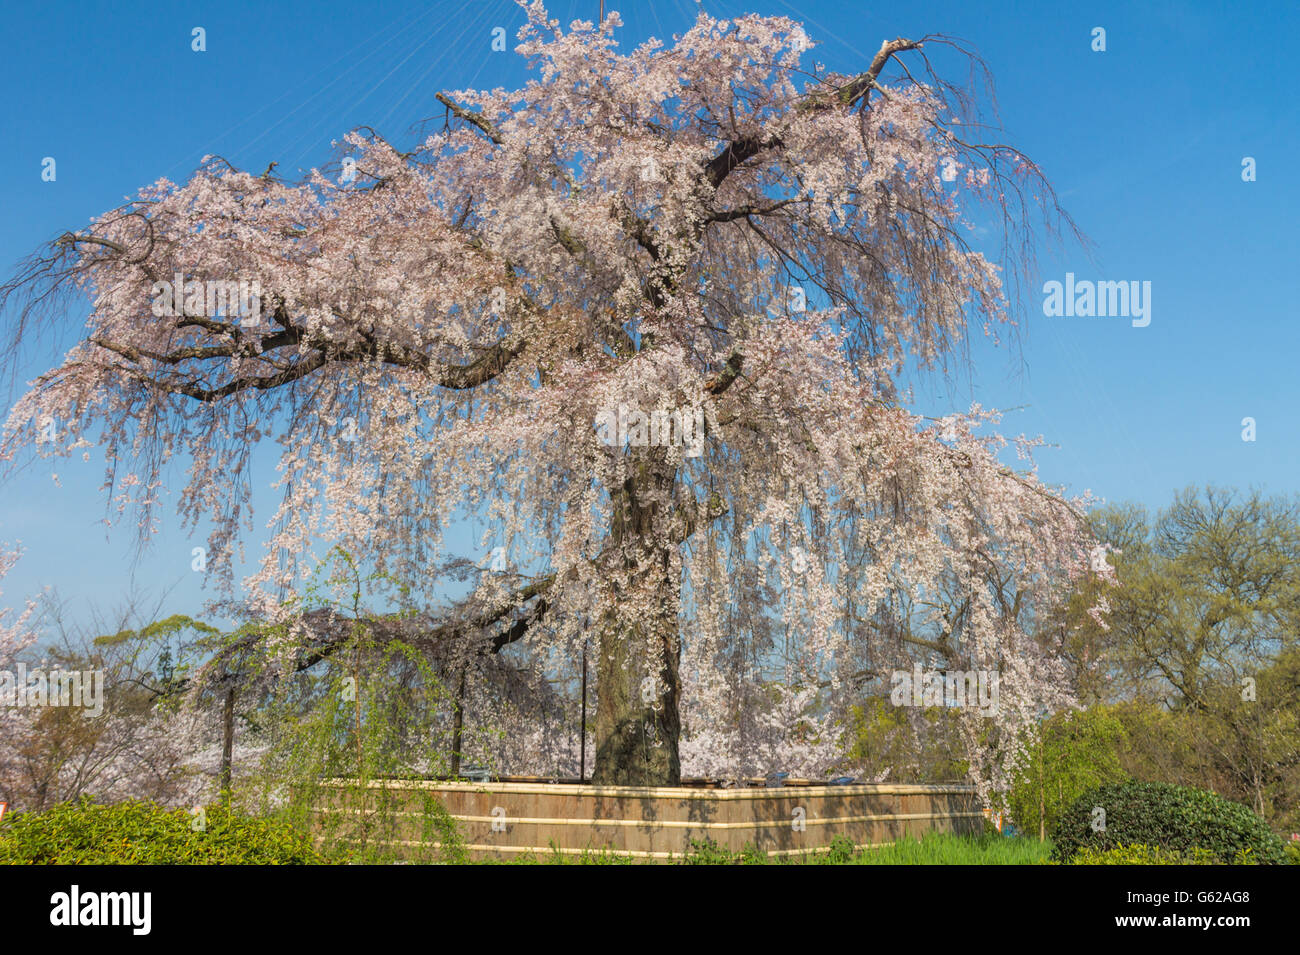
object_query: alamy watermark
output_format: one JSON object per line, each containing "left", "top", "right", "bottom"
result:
{"left": 1, "top": 663, "right": 104, "bottom": 717}
{"left": 150, "top": 273, "right": 262, "bottom": 324}
{"left": 595, "top": 403, "right": 705, "bottom": 458}
{"left": 50, "top": 886, "right": 151, "bottom": 935}
{"left": 1042, "top": 273, "right": 1151, "bottom": 327}
{"left": 890, "top": 664, "right": 999, "bottom": 715}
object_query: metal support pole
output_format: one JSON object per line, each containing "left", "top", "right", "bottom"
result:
{"left": 580, "top": 639, "right": 588, "bottom": 781}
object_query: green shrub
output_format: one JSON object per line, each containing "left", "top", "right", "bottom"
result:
{"left": 1051, "top": 782, "right": 1287, "bottom": 865}
{"left": 0, "top": 797, "right": 322, "bottom": 865}
{"left": 1069, "top": 843, "right": 1219, "bottom": 865}
{"left": 822, "top": 834, "right": 857, "bottom": 864}
{"left": 678, "top": 837, "right": 769, "bottom": 865}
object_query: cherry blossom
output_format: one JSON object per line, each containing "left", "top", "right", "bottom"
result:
{"left": 1, "top": 4, "right": 1104, "bottom": 789}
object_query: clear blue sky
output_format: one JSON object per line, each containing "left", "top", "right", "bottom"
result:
{"left": 1, "top": 0, "right": 1297, "bottom": 629}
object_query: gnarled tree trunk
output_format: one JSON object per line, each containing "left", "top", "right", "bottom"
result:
{"left": 590, "top": 447, "right": 682, "bottom": 785}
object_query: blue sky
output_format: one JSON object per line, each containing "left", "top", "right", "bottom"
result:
{"left": 1, "top": 0, "right": 1297, "bottom": 629}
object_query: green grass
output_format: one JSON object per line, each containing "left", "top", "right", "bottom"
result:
{"left": 502, "top": 843, "right": 643, "bottom": 864}
{"left": 493, "top": 832, "right": 1056, "bottom": 864}
{"left": 842, "top": 832, "right": 1055, "bottom": 865}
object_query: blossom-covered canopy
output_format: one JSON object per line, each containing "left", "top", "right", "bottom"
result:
{"left": 1, "top": 4, "right": 1104, "bottom": 788}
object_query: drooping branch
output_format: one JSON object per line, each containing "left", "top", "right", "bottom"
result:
{"left": 88, "top": 310, "right": 527, "bottom": 403}
{"left": 699, "top": 37, "right": 919, "bottom": 195}
{"left": 184, "top": 574, "right": 557, "bottom": 698}
{"left": 705, "top": 198, "right": 801, "bottom": 224}
{"left": 822, "top": 37, "right": 922, "bottom": 110}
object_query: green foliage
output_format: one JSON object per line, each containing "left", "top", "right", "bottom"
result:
{"left": 93, "top": 613, "right": 221, "bottom": 651}
{"left": 846, "top": 696, "right": 968, "bottom": 784}
{"left": 522, "top": 841, "right": 640, "bottom": 865}
{"left": 93, "top": 613, "right": 221, "bottom": 701}
{"left": 1007, "top": 706, "right": 1128, "bottom": 838}
{"left": 673, "top": 832, "right": 1052, "bottom": 865}
{"left": 848, "top": 832, "right": 1053, "bottom": 865}
{"left": 305, "top": 786, "right": 467, "bottom": 865}
{"left": 1068, "top": 843, "right": 1220, "bottom": 865}
{"left": 252, "top": 634, "right": 469, "bottom": 864}
{"left": 239, "top": 547, "right": 475, "bottom": 864}
{"left": 823, "top": 834, "right": 857, "bottom": 863}
{"left": 1075, "top": 489, "right": 1300, "bottom": 709}
{"left": 1051, "top": 781, "right": 1289, "bottom": 865}
{"left": 1054, "top": 489, "right": 1300, "bottom": 834}
{"left": 0, "top": 797, "right": 321, "bottom": 865}
{"left": 678, "top": 837, "right": 769, "bottom": 865}
{"left": 1105, "top": 701, "right": 1202, "bottom": 787}
{"left": 1105, "top": 652, "right": 1300, "bottom": 837}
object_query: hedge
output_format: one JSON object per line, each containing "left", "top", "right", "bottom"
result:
{"left": 1051, "top": 782, "right": 1288, "bottom": 865}
{"left": 0, "top": 797, "right": 322, "bottom": 865}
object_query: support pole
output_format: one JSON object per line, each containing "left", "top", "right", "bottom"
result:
{"left": 580, "top": 639, "right": 588, "bottom": 781}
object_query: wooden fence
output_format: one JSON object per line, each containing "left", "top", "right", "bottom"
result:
{"left": 313, "top": 778, "right": 984, "bottom": 862}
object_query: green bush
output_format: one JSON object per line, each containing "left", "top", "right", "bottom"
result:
{"left": 0, "top": 797, "right": 322, "bottom": 865}
{"left": 1069, "top": 843, "right": 1220, "bottom": 865}
{"left": 678, "top": 836, "right": 769, "bottom": 865}
{"left": 1051, "top": 782, "right": 1288, "bottom": 865}
{"left": 822, "top": 834, "right": 858, "bottom": 864}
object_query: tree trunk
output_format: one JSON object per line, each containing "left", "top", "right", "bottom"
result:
{"left": 590, "top": 447, "right": 683, "bottom": 786}
{"left": 591, "top": 609, "right": 681, "bottom": 785}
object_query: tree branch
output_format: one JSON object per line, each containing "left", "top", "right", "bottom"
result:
{"left": 435, "top": 93, "right": 503, "bottom": 146}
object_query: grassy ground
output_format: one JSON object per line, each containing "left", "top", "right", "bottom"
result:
{"left": 839, "top": 833, "right": 1053, "bottom": 865}
{"left": 502, "top": 832, "right": 1055, "bottom": 865}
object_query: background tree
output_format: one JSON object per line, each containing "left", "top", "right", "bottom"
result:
{"left": 1006, "top": 705, "right": 1127, "bottom": 839}
{"left": 1, "top": 5, "right": 1100, "bottom": 787}
{"left": 1047, "top": 485, "right": 1300, "bottom": 832}
{"left": 845, "top": 696, "right": 968, "bottom": 785}
{"left": 1062, "top": 487, "right": 1300, "bottom": 709}
{"left": 0, "top": 583, "right": 211, "bottom": 809}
